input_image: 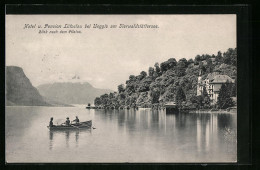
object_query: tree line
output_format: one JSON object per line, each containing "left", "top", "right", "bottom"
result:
{"left": 94, "top": 48, "right": 237, "bottom": 110}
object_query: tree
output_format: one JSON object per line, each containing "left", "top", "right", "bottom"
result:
{"left": 190, "top": 95, "right": 198, "bottom": 104}
{"left": 154, "top": 62, "right": 161, "bottom": 76}
{"left": 194, "top": 55, "right": 201, "bottom": 65}
{"left": 201, "top": 86, "right": 210, "bottom": 108}
{"left": 223, "top": 48, "right": 236, "bottom": 65}
{"left": 230, "top": 48, "right": 237, "bottom": 66}
{"left": 175, "top": 86, "right": 186, "bottom": 106}
{"left": 129, "top": 95, "right": 137, "bottom": 106}
{"left": 231, "top": 78, "right": 237, "bottom": 97}
{"left": 190, "top": 95, "right": 204, "bottom": 109}
{"left": 150, "top": 88, "right": 160, "bottom": 104}
{"left": 217, "top": 83, "right": 234, "bottom": 109}
{"left": 119, "top": 93, "right": 126, "bottom": 100}
{"left": 160, "top": 61, "right": 168, "bottom": 72}
{"left": 187, "top": 58, "right": 194, "bottom": 65}
{"left": 176, "top": 59, "right": 187, "bottom": 77}
{"left": 160, "top": 58, "right": 177, "bottom": 72}
{"left": 222, "top": 48, "right": 237, "bottom": 66}
{"left": 99, "top": 93, "right": 109, "bottom": 106}
{"left": 137, "top": 77, "right": 152, "bottom": 92}
{"left": 109, "top": 92, "right": 114, "bottom": 99}
{"left": 206, "top": 58, "right": 213, "bottom": 73}
{"left": 199, "top": 62, "right": 206, "bottom": 73}
{"left": 129, "top": 75, "right": 136, "bottom": 81}
{"left": 203, "top": 96, "right": 211, "bottom": 108}
{"left": 215, "top": 51, "right": 223, "bottom": 64}
{"left": 204, "top": 54, "right": 211, "bottom": 60}
{"left": 94, "top": 97, "right": 101, "bottom": 106}
{"left": 178, "top": 58, "right": 188, "bottom": 67}
{"left": 125, "top": 97, "right": 131, "bottom": 106}
{"left": 168, "top": 58, "right": 177, "bottom": 69}
{"left": 148, "top": 67, "right": 155, "bottom": 77}
{"left": 118, "top": 84, "right": 125, "bottom": 93}
{"left": 125, "top": 82, "right": 136, "bottom": 94}
{"left": 140, "top": 71, "right": 147, "bottom": 80}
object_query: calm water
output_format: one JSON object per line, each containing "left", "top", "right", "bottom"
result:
{"left": 6, "top": 106, "right": 237, "bottom": 163}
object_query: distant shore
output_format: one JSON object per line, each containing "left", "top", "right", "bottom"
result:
{"left": 92, "top": 104, "right": 237, "bottom": 114}
{"left": 5, "top": 103, "right": 74, "bottom": 107}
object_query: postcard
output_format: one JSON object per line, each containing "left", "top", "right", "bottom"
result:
{"left": 6, "top": 14, "right": 237, "bottom": 163}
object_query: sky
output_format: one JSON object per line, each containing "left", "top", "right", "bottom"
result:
{"left": 6, "top": 15, "right": 236, "bottom": 91}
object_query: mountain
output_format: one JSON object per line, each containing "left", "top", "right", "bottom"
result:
{"left": 37, "top": 82, "right": 114, "bottom": 105}
{"left": 42, "top": 97, "right": 73, "bottom": 107}
{"left": 6, "top": 66, "right": 49, "bottom": 106}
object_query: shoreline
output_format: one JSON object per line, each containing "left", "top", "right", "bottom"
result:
{"left": 94, "top": 105, "right": 237, "bottom": 114}
{"left": 6, "top": 105, "right": 237, "bottom": 114}
{"left": 188, "top": 109, "right": 237, "bottom": 114}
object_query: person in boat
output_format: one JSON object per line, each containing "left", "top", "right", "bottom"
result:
{"left": 65, "top": 117, "right": 70, "bottom": 126}
{"left": 49, "top": 117, "right": 55, "bottom": 127}
{"left": 72, "top": 116, "right": 80, "bottom": 125}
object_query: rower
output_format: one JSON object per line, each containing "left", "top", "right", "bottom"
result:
{"left": 49, "top": 117, "right": 54, "bottom": 127}
{"left": 65, "top": 117, "right": 70, "bottom": 126}
{"left": 73, "top": 116, "right": 80, "bottom": 125}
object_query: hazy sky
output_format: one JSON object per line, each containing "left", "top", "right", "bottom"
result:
{"left": 6, "top": 15, "right": 236, "bottom": 91}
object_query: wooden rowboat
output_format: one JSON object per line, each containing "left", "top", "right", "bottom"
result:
{"left": 47, "top": 120, "right": 92, "bottom": 130}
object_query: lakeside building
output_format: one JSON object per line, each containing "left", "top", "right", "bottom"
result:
{"left": 197, "top": 71, "right": 234, "bottom": 104}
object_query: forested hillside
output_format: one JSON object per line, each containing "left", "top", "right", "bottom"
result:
{"left": 94, "top": 48, "right": 237, "bottom": 109}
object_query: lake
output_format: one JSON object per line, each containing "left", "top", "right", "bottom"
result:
{"left": 6, "top": 106, "right": 237, "bottom": 163}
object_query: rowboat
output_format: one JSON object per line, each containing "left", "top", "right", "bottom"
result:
{"left": 47, "top": 120, "right": 92, "bottom": 130}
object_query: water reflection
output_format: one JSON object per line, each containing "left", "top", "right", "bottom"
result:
{"left": 6, "top": 106, "right": 237, "bottom": 162}
{"left": 47, "top": 110, "right": 236, "bottom": 158}
{"left": 165, "top": 112, "right": 236, "bottom": 155}
{"left": 49, "top": 131, "right": 54, "bottom": 150}
{"left": 115, "top": 110, "right": 234, "bottom": 131}
{"left": 116, "top": 109, "right": 163, "bottom": 133}
{"left": 75, "top": 131, "right": 79, "bottom": 147}
{"left": 48, "top": 129, "right": 91, "bottom": 150}
{"left": 114, "top": 109, "right": 236, "bottom": 157}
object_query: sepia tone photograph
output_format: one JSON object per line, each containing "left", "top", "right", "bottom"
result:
{"left": 5, "top": 14, "right": 237, "bottom": 163}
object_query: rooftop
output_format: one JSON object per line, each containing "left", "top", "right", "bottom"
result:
{"left": 206, "top": 72, "right": 219, "bottom": 81}
{"left": 211, "top": 75, "right": 234, "bottom": 84}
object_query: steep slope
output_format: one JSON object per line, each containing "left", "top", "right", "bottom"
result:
{"left": 6, "top": 66, "right": 49, "bottom": 106}
{"left": 37, "top": 82, "right": 114, "bottom": 104}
